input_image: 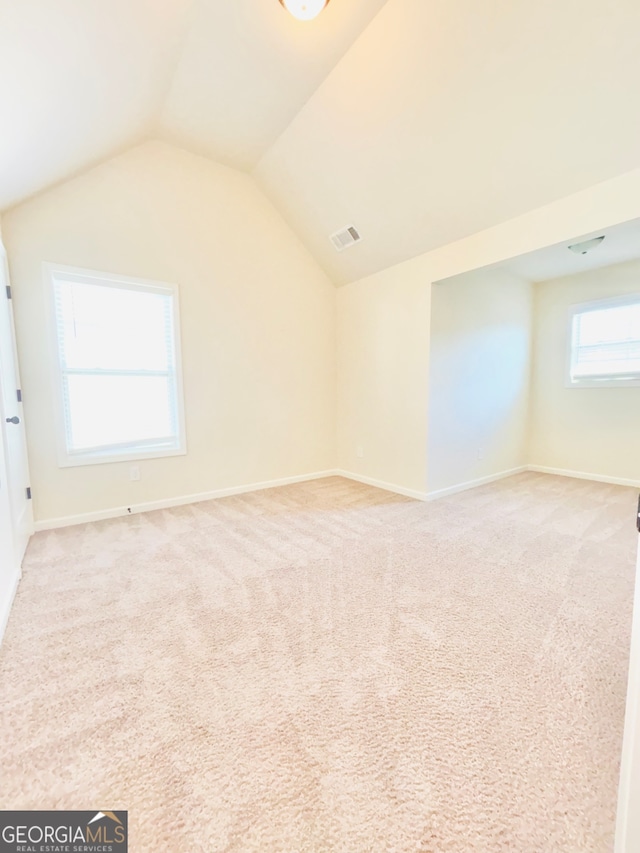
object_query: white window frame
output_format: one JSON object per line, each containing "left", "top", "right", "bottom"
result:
{"left": 45, "top": 263, "right": 187, "bottom": 467}
{"left": 566, "top": 292, "right": 640, "bottom": 389}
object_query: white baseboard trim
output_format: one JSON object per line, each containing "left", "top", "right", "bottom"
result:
{"left": 32, "top": 463, "right": 640, "bottom": 532}
{"left": 426, "top": 466, "right": 528, "bottom": 501}
{"left": 527, "top": 465, "right": 640, "bottom": 489}
{"left": 34, "top": 470, "right": 339, "bottom": 531}
{"left": 0, "top": 567, "right": 21, "bottom": 647}
{"left": 335, "top": 470, "right": 429, "bottom": 501}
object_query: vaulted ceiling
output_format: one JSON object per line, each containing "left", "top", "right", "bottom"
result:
{"left": 0, "top": 0, "right": 387, "bottom": 209}
{"left": 2, "top": 0, "right": 640, "bottom": 285}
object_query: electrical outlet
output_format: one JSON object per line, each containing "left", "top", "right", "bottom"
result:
{"left": 356, "top": 445, "right": 364, "bottom": 459}
{"left": 477, "top": 448, "right": 484, "bottom": 461}
{"left": 129, "top": 465, "right": 140, "bottom": 481}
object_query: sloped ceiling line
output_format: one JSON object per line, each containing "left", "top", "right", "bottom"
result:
{"left": 1, "top": 0, "right": 639, "bottom": 287}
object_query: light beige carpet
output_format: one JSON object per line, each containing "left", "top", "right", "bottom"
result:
{"left": 0, "top": 473, "right": 636, "bottom": 851}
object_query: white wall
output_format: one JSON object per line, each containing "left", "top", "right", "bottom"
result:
{"left": 529, "top": 258, "right": 640, "bottom": 484}
{"left": 1, "top": 140, "right": 336, "bottom": 524}
{"left": 428, "top": 268, "right": 532, "bottom": 495}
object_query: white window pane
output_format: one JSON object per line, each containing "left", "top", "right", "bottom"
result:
{"left": 65, "top": 374, "right": 176, "bottom": 452}
{"left": 577, "top": 304, "right": 640, "bottom": 346}
{"left": 55, "top": 280, "right": 173, "bottom": 371}
{"left": 570, "top": 298, "right": 640, "bottom": 382}
{"left": 573, "top": 341, "right": 640, "bottom": 375}
{"left": 50, "top": 268, "right": 184, "bottom": 464}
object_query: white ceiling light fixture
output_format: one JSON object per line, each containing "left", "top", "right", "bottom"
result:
{"left": 568, "top": 236, "right": 605, "bottom": 255}
{"left": 278, "top": 0, "right": 330, "bottom": 22}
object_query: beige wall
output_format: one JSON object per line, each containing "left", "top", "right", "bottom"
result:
{"left": 529, "top": 259, "right": 640, "bottom": 483}
{"left": 336, "top": 263, "right": 431, "bottom": 495}
{"left": 336, "top": 167, "right": 640, "bottom": 498}
{"left": 428, "top": 268, "right": 532, "bottom": 494}
{"left": 2, "top": 141, "right": 336, "bottom": 523}
{"left": 4, "top": 150, "right": 640, "bottom": 520}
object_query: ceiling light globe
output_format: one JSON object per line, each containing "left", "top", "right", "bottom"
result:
{"left": 279, "top": 0, "right": 329, "bottom": 21}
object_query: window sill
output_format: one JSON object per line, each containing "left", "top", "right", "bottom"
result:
{"left": 565, "top": 379, "right": 640, "bottom": 389}
{"left": 57, "top": 445, "right": 187, "bottom": 468}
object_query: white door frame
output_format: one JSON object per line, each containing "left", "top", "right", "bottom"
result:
{"left": 615, "top": 513, "right": 640, "bottom": 851}
{"left": 0, "top": 236, "right": 33, "bottom": 644}
{"left": 0, "top": 415, "right": 18, "bottom": 643}
{"left": 0, "top": 242, "right": 33, "bottom": 561}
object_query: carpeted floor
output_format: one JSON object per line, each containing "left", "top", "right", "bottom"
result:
{"left": 0, "top": 472, "right": 636, "bottom": 851}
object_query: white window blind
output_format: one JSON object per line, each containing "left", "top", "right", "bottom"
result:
{"left": 50, "top": 268, "right": 185, "bottom": 465}
{"left": 569, "top": 296, "right": 640, "bottom": 386}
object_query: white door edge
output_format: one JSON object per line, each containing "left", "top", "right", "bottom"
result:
{"left": 615, "top": 524, "right": 640, "bottom": 852}
{"left": 0, "top": 565, "right": 21, "bottom": 647}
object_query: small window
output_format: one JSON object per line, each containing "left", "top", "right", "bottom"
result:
{"left": 47, "top": 265, "right": 186, "bottom": 466}
{"left": 568, "top": 294, "right": 640, "bottom": 387}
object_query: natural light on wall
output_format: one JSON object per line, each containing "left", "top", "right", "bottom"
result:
{"left": 48, "top": 266, "right": 185, "bottom": 466}
{"left": 569, "top": 295, "right": 640, "bottom": 386}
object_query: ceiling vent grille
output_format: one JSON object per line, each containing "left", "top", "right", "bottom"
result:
{"left": 329, "top": 225, "right": 362, "bottom": 252}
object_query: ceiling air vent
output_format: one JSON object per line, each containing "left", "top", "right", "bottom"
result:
{"left": 329, "top": 225, "right": 362, "bottom": 252}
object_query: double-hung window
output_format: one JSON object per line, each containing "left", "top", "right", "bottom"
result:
{"left": 568, "top": 294, "right": 640, "bottom": 387}
{"left": 48, "top": 265, "right": 186, "bottom": 466}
